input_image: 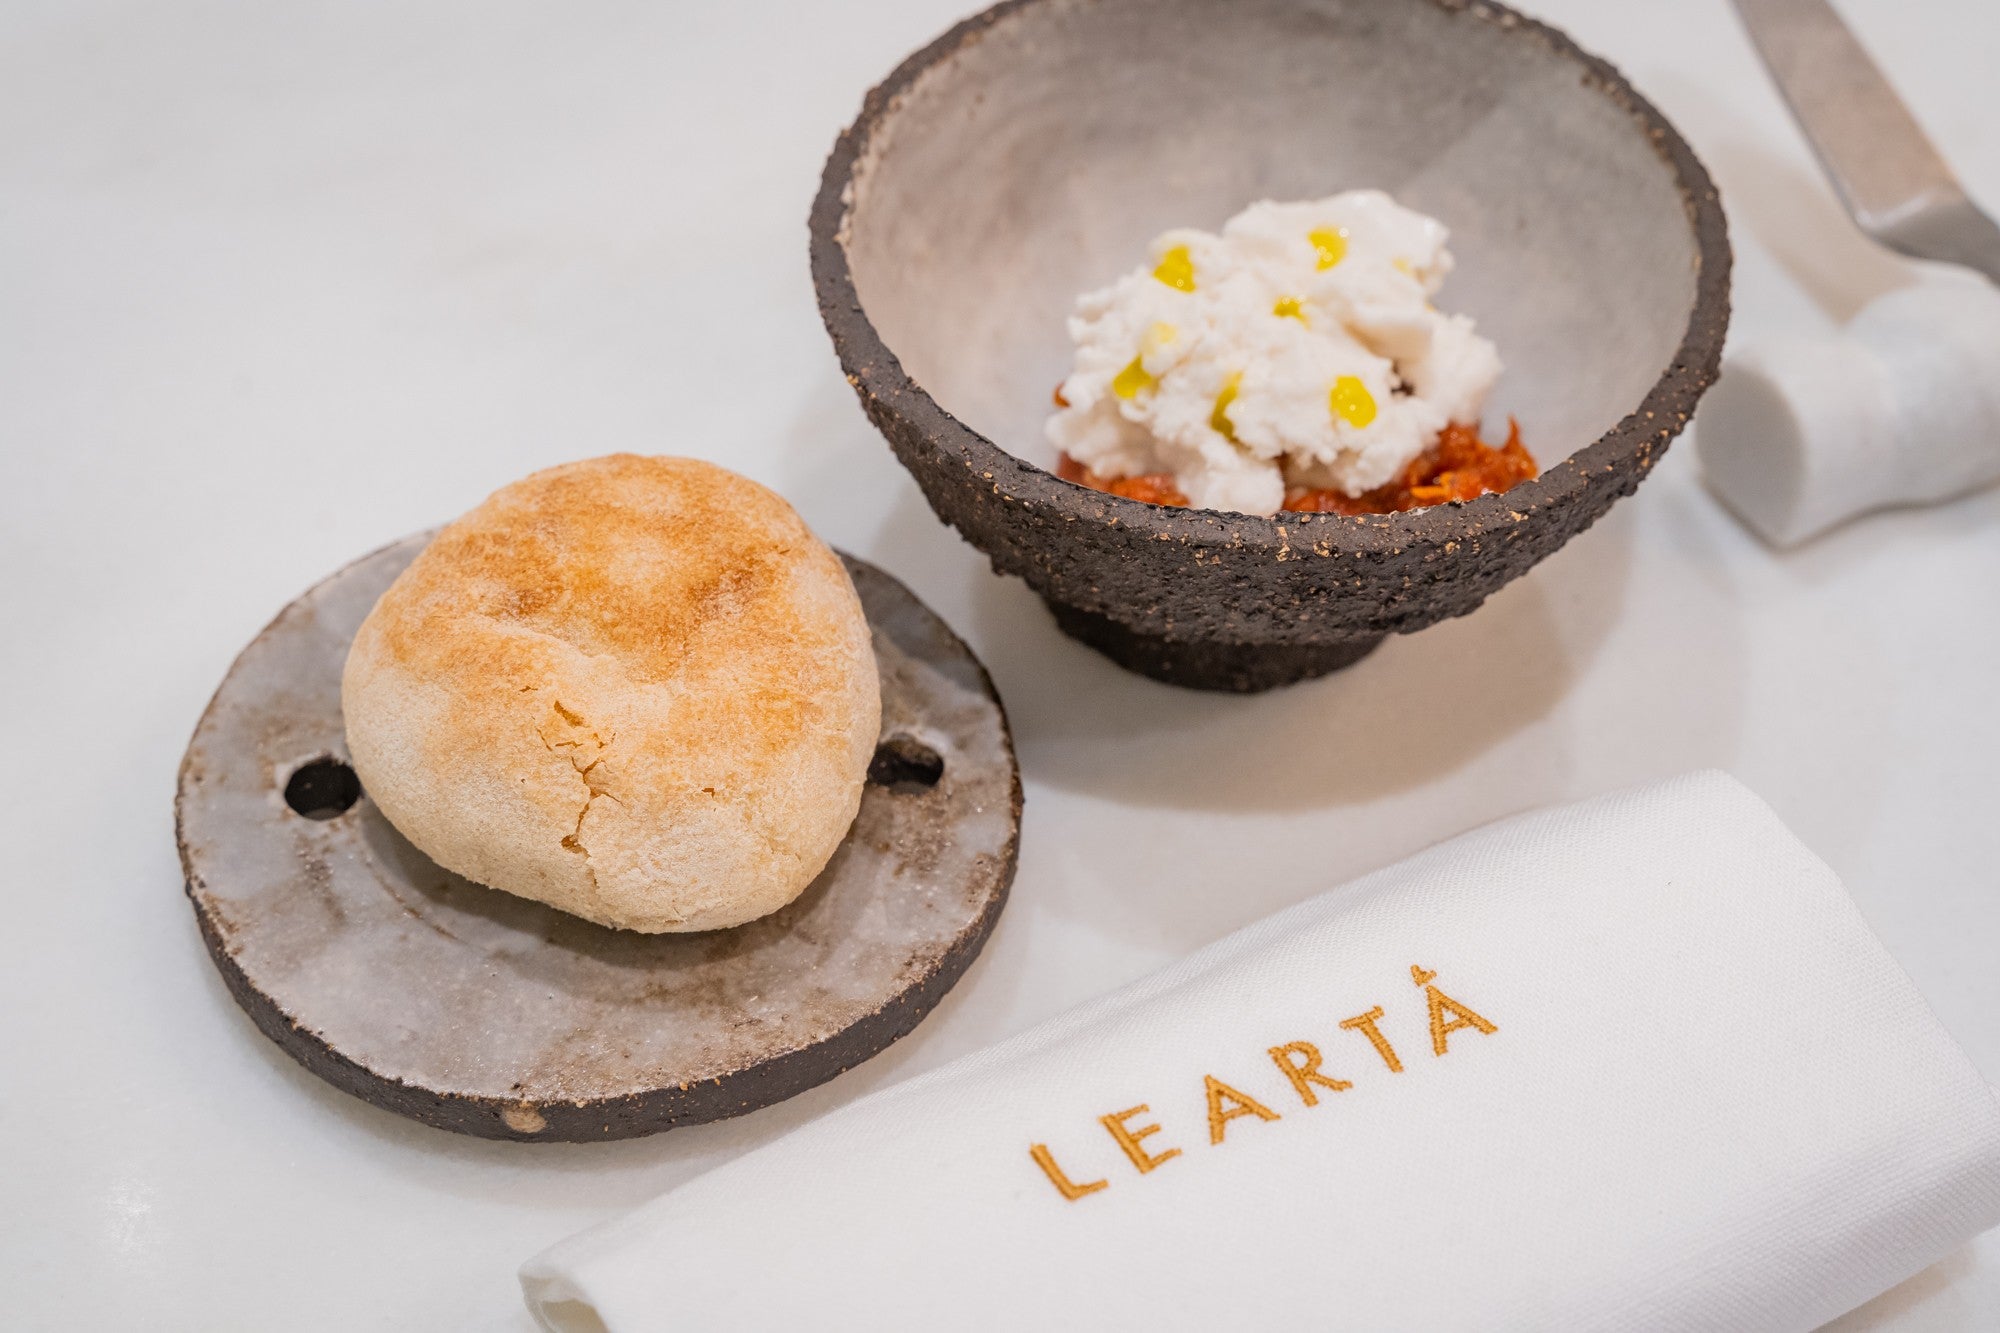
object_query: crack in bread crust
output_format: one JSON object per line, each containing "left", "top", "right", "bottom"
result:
{"left": 539, "top": 699, "right": 625, "bottom": 924}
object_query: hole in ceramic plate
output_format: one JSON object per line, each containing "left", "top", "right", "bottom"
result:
{"left": 868, "top": 735, "right": 945, "bottom": 791}
{"left": 284, "top": 756, "right": 362, "bottom": 820}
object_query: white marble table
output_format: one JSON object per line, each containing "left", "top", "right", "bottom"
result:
{"left": 3, "top": 0, "right": 1995, "bottom": 1326}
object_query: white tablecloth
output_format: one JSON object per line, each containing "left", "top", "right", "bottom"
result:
{"left": 3, "top": 0, "right": 1996, "bottom": 1327}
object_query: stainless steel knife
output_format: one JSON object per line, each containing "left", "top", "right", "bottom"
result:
{"left": 1732, "top": 0, "right": 2000, "bottom": 283}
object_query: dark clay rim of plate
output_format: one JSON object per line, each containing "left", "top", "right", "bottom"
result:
{"left": 808, "top": 0, "right": 1734, "bottom": 557}
{"left": 175, "top": 537, "right": 1021, "bottom": 1143}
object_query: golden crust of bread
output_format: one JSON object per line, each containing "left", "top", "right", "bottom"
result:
{"left": 341, "top": 455, "right": 880, "bottom": 932}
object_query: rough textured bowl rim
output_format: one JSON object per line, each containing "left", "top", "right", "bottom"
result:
{"left": 810, "top": 0, "right": 1732, "bottom": 555}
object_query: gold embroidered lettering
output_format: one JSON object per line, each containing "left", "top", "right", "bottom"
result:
{"left": 1100, "top": 1104, "right": 1182, "bottom": 1174}
{"left": 1204, "top": 1074, "right": 1281, "bottom": 1144}
{"left": 1413, "top": 964, "right": 1497, "bottom": 1055}
{"left": 1267, "top": 1041, "right": 1352, "bottom": 1106}
{"left": 1029, "top": 1143, "right": 1109, "bottom": 1201}
{"left": 1339, "top": 1005, "right": 1404, "bottom": 1073}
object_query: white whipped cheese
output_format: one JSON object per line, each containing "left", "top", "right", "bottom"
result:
{"left": 1047, "top": 191, "right": 1501, "bottom": 516}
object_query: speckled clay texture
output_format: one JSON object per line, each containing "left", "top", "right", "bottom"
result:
{"left": 176, "top": 536, "right": 1020, "bottom": 1142}
{"left": 812, "top": 0, "right": 1731, "bottom": 690}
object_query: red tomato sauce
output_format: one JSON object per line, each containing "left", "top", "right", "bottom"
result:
{"left": 1054, "top": 419, "right": 1536, "bottom": 515}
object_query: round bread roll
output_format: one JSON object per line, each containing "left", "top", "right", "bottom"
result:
{"left": 341, "top": 455, "right": 881, "bottom": 933}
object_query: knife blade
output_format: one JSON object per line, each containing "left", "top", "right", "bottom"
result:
{"left": 1731, "top": 0, "right": 2000, "bottom": 283}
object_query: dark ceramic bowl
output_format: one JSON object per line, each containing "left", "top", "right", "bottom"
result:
{"left": 812, "top": 0, "right": 1730, "bottom": 692}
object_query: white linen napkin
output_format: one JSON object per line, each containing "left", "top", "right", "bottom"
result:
{"left": 521, "top": 772, "right": 2000, "bottom": 1331}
